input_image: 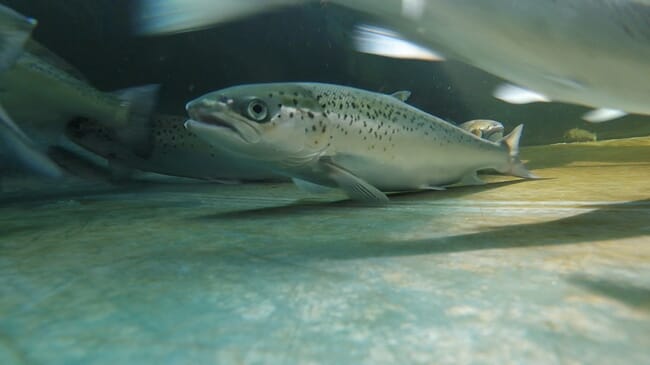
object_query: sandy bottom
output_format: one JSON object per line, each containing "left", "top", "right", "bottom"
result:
{"left": 1, "top": 137, "right": 649, "bottom": 364}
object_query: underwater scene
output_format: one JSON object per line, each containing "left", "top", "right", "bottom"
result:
{"left": 1, "top": 1, "right": 649, "bottom": 364}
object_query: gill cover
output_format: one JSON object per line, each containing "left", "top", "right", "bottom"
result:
{"left": 185, "top": 83, "right": 326, "bottom": 164}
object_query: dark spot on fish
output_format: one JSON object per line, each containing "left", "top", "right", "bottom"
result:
{"left": 312, "top": 125, "right": 316, "bottom": 131}
{"left": 293, "top": 99, "right": 298, "bottom": 106}
{"left": 308, "top": 112, "right": 314, "bottom": 118}
{"left": 290, "top": 112, "right": 294, "bottom": 118}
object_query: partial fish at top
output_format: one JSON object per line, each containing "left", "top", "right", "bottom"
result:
{"left": 184, "top": 82, "right": 536, "bottom": 203}
{"left": 134, "top": 0, "right": 650, "bottom": 122}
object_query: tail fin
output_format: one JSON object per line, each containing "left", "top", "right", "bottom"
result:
{"left": 0, "top": 4, "right": 36, "bottom": 71}
{"left": 497, "top": 124, "right": 538, "bottom": 179}
{"left": 113, "top": 84, "right": 160, "bottom": 158}
{"left": 0, "top": 106, "right": 63, "bottom": 178}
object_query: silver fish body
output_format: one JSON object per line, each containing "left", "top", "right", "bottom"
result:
{"left": 185, "top": 83, "right": 535, "bottom": 202}
{"left": 345, "top": 0, "right": 650, "bottom": 120}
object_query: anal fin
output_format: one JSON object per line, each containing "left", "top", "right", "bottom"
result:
{"left": 459, "top": 172, "right": 485, "bottom": 186}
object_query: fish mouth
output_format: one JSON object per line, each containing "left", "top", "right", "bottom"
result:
{"left": 189, "top": 110, "right": 240, "bottom": 134}
{"left": 186, "top": 108, "right": 261, "bottom": 144}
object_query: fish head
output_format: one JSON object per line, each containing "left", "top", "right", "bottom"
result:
{"left": 459, "top": 119, "right": 505, "bottom": 142}
{"left": 185, "top": 83, "right": 322, "bottom": 166}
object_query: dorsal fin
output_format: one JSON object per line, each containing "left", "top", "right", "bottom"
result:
{"left": 25, "top": 40, "right": 89, "bottom": 82}
{"left": 499, "top": 124, "right": 523, "bottom": 157}
{"left": 390, "top": 90, "right": 411, "bottom": 102}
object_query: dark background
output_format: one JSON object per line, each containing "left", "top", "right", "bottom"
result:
{"left": 5, "top": 0, "right": 650, "bottom": 145}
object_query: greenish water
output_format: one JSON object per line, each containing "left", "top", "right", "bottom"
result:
{"left": 1, "top": 2, "right": 650, "bottom": 364}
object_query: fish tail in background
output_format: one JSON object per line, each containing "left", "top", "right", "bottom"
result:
{"left": 0, "top": 106, "right": 63, "bottom": 178}
{"left": 497, "top": 124, "right": 538, "bottom": 179}
{"left": 0, "top": 4, "right": 36, "bottom": 71}
{"left": 112, "top": 84, "right": 160, "bottom": 158}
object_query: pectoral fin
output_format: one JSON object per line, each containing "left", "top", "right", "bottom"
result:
{"left": 320, "top": 159, "right": 389, "bottom": 203}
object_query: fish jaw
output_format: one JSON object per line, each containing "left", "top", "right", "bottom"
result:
{"left": 186, "top": 98, "right": 262, "bottom": 145}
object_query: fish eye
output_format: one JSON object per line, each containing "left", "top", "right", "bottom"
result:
{"left": 245, "top": 99, "right": 269, "bottom": 122}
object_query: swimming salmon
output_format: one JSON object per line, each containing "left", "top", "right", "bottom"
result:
{"left": 184, "top": 82, "right": 536, "bottom": 202}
